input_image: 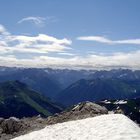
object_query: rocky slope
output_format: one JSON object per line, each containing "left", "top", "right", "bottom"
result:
{"left": 46, "top": 101, "right": 108, "bottom": 125}
{"left": 1, "top": 99, "right": 140, "bottom": 140}
{"left": 0, "top": 102, "right": 108, "bottom": 140}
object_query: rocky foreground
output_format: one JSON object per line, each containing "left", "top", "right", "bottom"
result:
{"left": 0, "top": 101, "right": 108, "bottom": 140}
{"left": 0, "top": 101, "right": 140, "bottom": 140}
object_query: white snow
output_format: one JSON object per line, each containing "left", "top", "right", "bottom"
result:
{"left": 118, "top": 73, "right": 127, "bottom": 78}
{"left": 12, "top": 114, "right": 140, "bottom": 140}
{"left": 114, "top": 100, "right": 127, "bottom": 104}
{"left": 44, "top": 69, "right": 49, "bottom": 73}
{"left": 14, "top": 95, "right": 17, "bottom": 98}
{"left": 117, "top": 106, "right": 120, "bottom": 109}
{"left": 134, "top": 89, "right": 137, "bottom": 93}
{"left": 101, "top": 100, "right": 111, "bottom": 104}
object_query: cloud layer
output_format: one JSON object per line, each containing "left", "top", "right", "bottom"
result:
{"left": 0, "top": 24, "right": 71, "bottom": 54}
{"left": 1, "top": 24, "right": 140, "bottom": 69}
{"left": 1, "top": 50, "right": 140, "bottom": 70}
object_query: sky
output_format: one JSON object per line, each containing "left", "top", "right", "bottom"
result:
{"left": 0, "top": 0, "right": 140, "bottom": 69}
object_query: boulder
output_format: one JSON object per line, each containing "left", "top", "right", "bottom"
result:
{"left": 1, "top": 117, "right": 25, "bottom": 134}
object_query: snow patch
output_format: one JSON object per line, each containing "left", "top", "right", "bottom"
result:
{"left": 12, "top": 114, "right": 140, "bottom": 140}
{"left": 101, "top": 100, "right": 111, "bottom": 104}
{"left": 114, "top": 100, "right": 127, "bottom": 104}
{"left": 14, "top": 95, "right": 17, "bottom": 98}
{"left": 118, "top": 73, "right": 127, "bottom": 78}
{"left": 117, "top": 106, "right": 120, "bottom": 109}
{"left": 134, "top": 89, "right": 137, "bottom": 93}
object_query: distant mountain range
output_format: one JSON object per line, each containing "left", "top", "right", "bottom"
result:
{"left": 0, "top": 68, "right": 61, "bottom": 99}
{"left": 0, "top": 67, "right": 94, "bottom": 99}
{"left": 0, "top": 66, "right": 140, "bottom": 111}
{"left": 0, "top": 80, "right": 62, "bottom": 118}
{"left": 88, "top": 69, "right": 140, "bottom": 80}
{"left": 56, "top": 78, "right": 140, "bottom": 106}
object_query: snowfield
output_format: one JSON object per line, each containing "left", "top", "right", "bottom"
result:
{"left": 12, "top": 114, "right": 140, "bottom": 140}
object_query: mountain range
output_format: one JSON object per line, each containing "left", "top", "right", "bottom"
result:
{"left": 56, "top": 78, "right": 140, "bottom": 106}
{"left": 1, "top": 66, "right": 140, "bottom": 118}
{"left": 1, "top": 67, "right": 140, "bottom": 101}
{"left": 0, "top": 67, "right": 94, "bottom": 99}
{"left": 0, "top": 80, "right": 62, "bottom": 118}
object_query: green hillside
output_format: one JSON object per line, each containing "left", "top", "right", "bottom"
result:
{"left": 0, "top": 81, "right": 62, "bottom": 118}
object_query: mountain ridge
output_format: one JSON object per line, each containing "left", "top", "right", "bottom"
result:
{"left": 0, "top": 80, "right": 62, "bottom": 118}
{"left": 56, "top": 78, "right": 140, "bottom": 106}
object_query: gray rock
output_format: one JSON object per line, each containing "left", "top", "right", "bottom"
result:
{"left": 72, "top": 101, "right": 108, "bottom": 114}
{"left": 1, "top": 117, "right": 25, "bottom": 134}
{"left": 46, "top": 101, "right": 108, "bottom": 125}
{"left": 0, "top": 117, "right": 4, "bottom": 125}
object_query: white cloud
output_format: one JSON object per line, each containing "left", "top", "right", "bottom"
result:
{"left": 17, "top": 16, "right": 58, "bottom": 27}
{"left": 77, "top": 36, "right": 140, "bottom": 45}
{"left": 14, "top": 34, "right": 71, "bottom": 45}
{"left": 0, "top": 24, "right": 6, "bottom": 33}
{"left": 1, "top": 24, "right": 140, "bottom": 69}
{"left": 0, "top": 24, "right": 72, "bottom": 54}
{"left": 1, "top": 50, "right": 140, "bottom": 70}
{"left": 57, "top": 52, "right": 75, "bottom": 56}
{"left": 18, "top": 16, "right": 46, "bottom": 26}
{"left": 0, "top": 24, "right": 10, "bottom": 36}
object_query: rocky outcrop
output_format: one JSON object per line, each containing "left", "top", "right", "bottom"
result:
{"left": 46, "top": 101, "right": 108, "bottom": 125}
{"left": 0, "top": 117, "right": 27, "bottom": 134}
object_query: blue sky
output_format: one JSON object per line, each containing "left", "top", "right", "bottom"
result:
{"left": 0, "top": 0, "right": 140, "bottom": 69}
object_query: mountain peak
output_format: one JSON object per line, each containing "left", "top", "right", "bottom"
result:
{"left": 71, "top": 101, "right": 108, "bottom": 114}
